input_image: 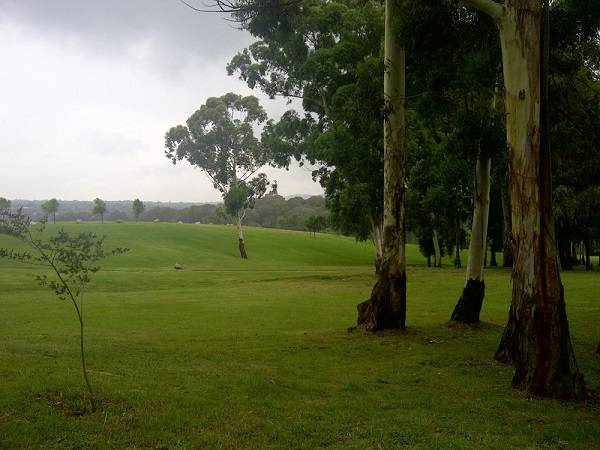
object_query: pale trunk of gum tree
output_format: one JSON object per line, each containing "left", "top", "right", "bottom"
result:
{"left": 357, "top": 0, "right": 406, "bottom": 330}
{"left": 236, "top": 212, "right": 248, "bottom": 259}
{"left": 464, "top": 0, "right": 586, "bottom": 398}
{"left": 372, "top": 219, "right": 384, "bottom": 273}
{"left": 432, "top": 228, "right": 442, "bottom": 267}
{"left": 451, "top": 157, "right": 491, "bottom": 323}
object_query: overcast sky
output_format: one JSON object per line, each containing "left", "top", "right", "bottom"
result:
{"left": 0, "top": 0, "right": 322, "bottom": 202}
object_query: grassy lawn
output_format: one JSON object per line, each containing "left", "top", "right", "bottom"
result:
{"left": 1, "top": 223, "right": 599, "bottom": 449}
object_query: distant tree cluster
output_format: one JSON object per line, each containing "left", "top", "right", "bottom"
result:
{"left": 143, "top": 194, "right": 328, "bottom": 232}
{"left": 2, "top": 195, "right": 329, "bottom": 233}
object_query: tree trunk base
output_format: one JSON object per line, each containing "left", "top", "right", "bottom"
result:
{"left": 494, "top": 288, "right": 587, "bottom": 400}
{"left": 239, "top": 238, "right": 248, "bottom": 259}
{"left": 451, "top": 279, "right": 485, "bottom": 324}
{"left": 357, "top": 262, "right": 406, "bottom": 331}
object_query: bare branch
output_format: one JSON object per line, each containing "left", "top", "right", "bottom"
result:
{"left": 461, "top": 0, "right": 503, "bottom": 20}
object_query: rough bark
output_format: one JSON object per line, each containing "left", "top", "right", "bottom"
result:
{"left": 481, "top": 0, "right": 586, "bottom": 399}
{"left": 452, "top": 158, "right": 491, "bottom": 324}
{"left": 357, "top": 0, "right": 406, "bottom": 331}
{"left": 432, "top": 228, "right": 442, "bottom": 267}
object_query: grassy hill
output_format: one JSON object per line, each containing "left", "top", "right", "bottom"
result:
{"left": 0, "top": 223, "right": 598, "bottom": 449}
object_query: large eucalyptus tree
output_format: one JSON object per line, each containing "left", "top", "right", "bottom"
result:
{"left": 165, "top": 93, "right": 272, "bottom": 258}
{"left": 357, "top": 0, "right": 407, "bottom": 330}
{"left": 461, "top": 0, "right": 586, "bottom": 399}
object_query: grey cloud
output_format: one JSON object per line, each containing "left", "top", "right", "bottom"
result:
{"left": 0, "top": 0, "right": 253, "bottom": 75}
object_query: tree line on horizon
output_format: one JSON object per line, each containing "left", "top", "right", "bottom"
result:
{"left": 0, "top": 195, "right": 329, "bottom": 232}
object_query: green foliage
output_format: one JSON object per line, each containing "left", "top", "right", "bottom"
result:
{"left": 230, "top": 0, "right": 385, "bottom": 243}
{"left": 305, "top": 214, "right": 327, "bottom": 236}
{"left": 223, "top": 174, "right": 271, "bottom": 219}
{"left": 549, "top": 0, "right": 600, "bottom": 268}
{"left": 165, "top": 93, "right": 269, "bottom": 193}
{"left": 132, "top": 199, "right": 145, "bottom": 222}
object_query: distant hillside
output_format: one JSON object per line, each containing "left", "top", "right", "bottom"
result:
{"left": 8, "top": 195, "right": 329, "bottom": 232}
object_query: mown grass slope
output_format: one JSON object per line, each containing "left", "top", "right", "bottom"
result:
{"left": 1, "top": 223, "right": 599, "bottom": 449}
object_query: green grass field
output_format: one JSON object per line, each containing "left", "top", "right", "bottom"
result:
{"left": 1, "top": 223, "right": 599, "bottom": 449}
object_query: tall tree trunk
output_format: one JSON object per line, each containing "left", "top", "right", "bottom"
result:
{"left": 357, "top": 0, "right": 406, "bottom": 330}
{"left": 454, "top": 219, "right": 462, "bottom": 268}
{"left": 465, "top": 0, "right": 587, "bottom": 399}
{"left": 432, "top": 228, "right": 442, "bottom": 267}
{"left": 452, "top": 157, "right": 491, "bottom": 324}
{"left": 236, "top": 213, "right": 248, "bottom": 259}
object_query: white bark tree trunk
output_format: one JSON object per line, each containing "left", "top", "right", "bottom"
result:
{"left": 357, "top": 0, "right": 407, "bottom": 330}
{"left": 466, "top": 158, "right": 491, "bottom": 282}
{"left": 451, "top": 157, "right": 491, "bottom": 323}
{"left": 462, "top": 0, "right": 586, "bottom": 399}
{"left": 236, "top": 211, "right": 248, "bottom": 259}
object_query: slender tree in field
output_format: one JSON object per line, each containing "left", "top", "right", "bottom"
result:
{"left": 462, "top": 0, "right": 586, "bottom": 399}
{"left": 41, "top": 198, "right": 60, "bottom": 224}
{"left": 357, "top": 0, "right": 407, "bottom": 331}
{"left": 92, "top": 198, "right": 107, "bottom": 224}
{"left": 132, "top": 199, "right": 145, "bottom": 222}
{"left": 0, "top": 209, "right": 128, "bottom": 412}
{"left": 165, "top": 93, "right": 273, "bottom": 258}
